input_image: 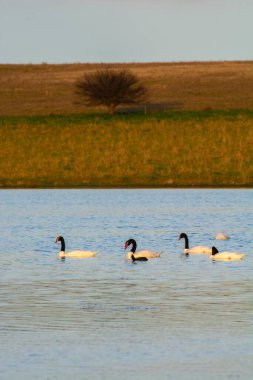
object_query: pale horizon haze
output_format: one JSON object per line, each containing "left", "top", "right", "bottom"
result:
{"left": 1, "top": 0, "right": 252, "bottom": 63}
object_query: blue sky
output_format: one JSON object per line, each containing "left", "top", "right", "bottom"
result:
{"left": 1, "top": 0, "right": 252, "bottom": 63}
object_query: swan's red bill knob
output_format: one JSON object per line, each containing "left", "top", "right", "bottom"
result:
{"left": 124, "top": 243, "right": 129, "bottom": 250}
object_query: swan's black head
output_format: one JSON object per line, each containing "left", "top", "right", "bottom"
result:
{"left": 124, "top": 239, "right": 137, "bottom": 253}
{"left": 179, "top": 233, "right": 187, "bottom": 240}
{"left": 55, "top": 236, "right": 65, "bottom": 252}
{"left": 55, "top": 236, "right": 64, "bottom": 243}
{"left": 211, "top": 246, "right": 219, "bottom": 256}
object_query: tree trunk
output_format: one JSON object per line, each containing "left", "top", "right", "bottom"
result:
{"left": 108, "top": 104, "right": 116, "bottom": 114}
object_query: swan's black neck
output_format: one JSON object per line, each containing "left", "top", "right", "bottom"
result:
{"left": 131, "top": 253, "right": 148, "bottom": 262}
{"left": 132, "top": 254, "right": 148, "bottom": 262}
{"left": 211, "top": 246, "right": 219, "bottom": 256}
{"left": 127, "top": 239, "right": 137, "bottom": 253}
{"left": 59, "top": 236, "right": 65, "bottom": 252}
{"left": 180, "top": 233, "right": 189, "bottom": 249}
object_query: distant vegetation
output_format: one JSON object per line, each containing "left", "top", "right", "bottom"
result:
{"left": 0, "top": 61, "right": 253, "bottom": 188}
{"left": 75, "top": 69, "right": 147, "bottom": 114}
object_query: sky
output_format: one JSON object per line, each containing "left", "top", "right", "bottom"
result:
{"left": 1, "top": 0, "right": 253, "bottom": 63}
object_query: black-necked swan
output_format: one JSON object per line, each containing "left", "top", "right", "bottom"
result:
{"left": 131, "top": 254, "right": 148, "bottom": 262}
{"left": 179, "top": 233, "right": 212, "bottom": 254}
{"left": 211, "top": 246, "right": 245, "bottom": 261}
{"left": 215, "top": 232, "right": 230, "bottom": 240}
{"left": 55, "top": 236, "right": 96, "bottom": 258}
{"left": 124, "top": 239, "right": 160, "bottom": 259}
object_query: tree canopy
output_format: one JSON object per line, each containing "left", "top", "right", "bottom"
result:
{"left": 76, "top": 69, "right": 147, "bottom": 114}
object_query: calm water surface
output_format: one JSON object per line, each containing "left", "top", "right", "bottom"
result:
{"left": 0, "top": 189, "right": 252, "bottom": 379}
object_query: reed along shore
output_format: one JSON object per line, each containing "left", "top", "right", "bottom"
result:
{"left": 0, "top": 111, "right": 252, "bottom": 188}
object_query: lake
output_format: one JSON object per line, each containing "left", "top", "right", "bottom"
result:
{"left": 0, "top": 189, "right": 252, "bottom": 379}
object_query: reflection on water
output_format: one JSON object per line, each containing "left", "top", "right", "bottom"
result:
{"left": 0, "top": 190, "right": 252, "bottom": 379}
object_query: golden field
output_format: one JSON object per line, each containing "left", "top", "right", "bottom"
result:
{"left": 0, "top": 111, "right": 252, "bottom": 188}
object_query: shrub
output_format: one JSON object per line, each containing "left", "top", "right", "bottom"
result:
{"left": 76, "top": 69, "right": 147, "bottom": 114}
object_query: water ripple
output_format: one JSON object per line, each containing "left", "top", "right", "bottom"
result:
{"left": 0, "top": 189, "right": 252, "bottom": 379}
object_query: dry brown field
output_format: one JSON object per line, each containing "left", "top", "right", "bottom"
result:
{"left": 0, "top": 61, "right": 253, "bottom": 116}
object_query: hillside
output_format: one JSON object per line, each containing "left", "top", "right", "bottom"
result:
{"left": 1, "top": 61, "right": 253, "bottom": 116}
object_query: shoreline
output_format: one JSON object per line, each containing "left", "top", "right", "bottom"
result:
{"left": 0, "top": 186, "right": 252, "bottom": 190}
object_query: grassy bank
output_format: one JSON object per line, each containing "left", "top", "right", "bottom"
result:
{"left": 1, "top": 111, "right": 252, "bottom": 188}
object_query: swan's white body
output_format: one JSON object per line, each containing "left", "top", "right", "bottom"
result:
{"left": 124, "top": 239, "right": 160, "bottom": 259}
{"left": 58, "top": 250, "right": 96, "bottom": 259}
{"left": 210, "top": 247, "right": 245, "bottom": 261}
{"left": 215, "top": 232, "right": 230, "bottom": 240}
{"left": 211, "top": 246, "right": 244, "bottom": 261}
{"left": 126, "top": 250, "right": 160, "bottom": 260}
{"left": 184, "top": 246, "right": 212, "bottom": 254}
{"left": 179, "top": 233, "right": 211, "bottom": 254}
{"left": 211, "top": 251, "right": 245, "bottom": 261}
{"left": 56, "top": 236, "right": 96, "bottom": 259}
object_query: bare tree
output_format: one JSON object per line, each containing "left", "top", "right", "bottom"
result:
{"left": 76, "top": 69, "right": 147, "bottom": 114}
